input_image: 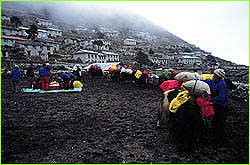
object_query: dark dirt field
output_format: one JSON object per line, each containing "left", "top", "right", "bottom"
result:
{"left": 1, "top": 77, "right": 249, "bottom": 164}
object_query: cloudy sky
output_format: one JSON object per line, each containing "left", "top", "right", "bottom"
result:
{"left": 120, "top": 1, "right": 249, "bottom": 66}
{"left": 55, "top": 1, "right": 249, "bottom": 65}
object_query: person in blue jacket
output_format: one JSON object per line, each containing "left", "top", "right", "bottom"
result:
{"left": 39, "top": 63, "right": 49, "bottom": 91}
{"left": 11, "top": 65, "right": 21, "bottom": 93}
{"left": 203, "top": 69, "right": 229, "bottom": 148}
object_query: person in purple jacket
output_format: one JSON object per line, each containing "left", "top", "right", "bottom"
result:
{"left": 11, "top": 65, "right": 21, "bottom": 93}
{"left": 58, "top": 72, "right": 71, "bottom": 90}
{"left": 203, "top": 69, "right": 229, "bottom": 148}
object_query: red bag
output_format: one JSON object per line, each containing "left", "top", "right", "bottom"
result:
{"left": 108, "top": 67, "right": 114, "bottom": 74}
{"left": 197, "top": 96, "right": 214, "bottom": 117}
{"left": 160, "top": 80, "right": 181, "bottom": 92}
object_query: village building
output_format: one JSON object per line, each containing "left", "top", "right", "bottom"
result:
{"left": 18, "top": 26, "right": 48, "bottom": 39}
{"left": 1, "top": 35, "right": 59, "bottom": 61}
{"left": 74, "top": 50, "right": 119, "bottom": 64}
{"left": 1, "top": 35, "right": 26, "bottom": 47}
{"left": 1, "top": 26, "right": 21, "bottom": 36}
{"left": 177, "top": 55, "right": 202, "bottom": 65}
{"left": 74, "top": 26, "right": 88, "bottom": 32}
{"left": 99, "top": 27, "right": 119, "bottom": 38}
{"left": 124, "top": 39, "right": 136, "bottom": 46}
{"left": 47, "top": 27, "right": 62, "bottom": 37}
{"left": 37, "top": 18, "right": 53, "bottom": 27}
{"left": 1, "top": 15, "right": 10, "bottom": 21}
{"left": 148, "top": 53, "right": 167, "bottom": 65}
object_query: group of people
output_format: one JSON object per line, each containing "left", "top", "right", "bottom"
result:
{"left": 10, "top": 62, "right": 80, "bottom": 92}
{"left": 158, "top": 68, "right": 230, "bottom": 152}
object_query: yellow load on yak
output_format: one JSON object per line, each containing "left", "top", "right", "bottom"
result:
{"left": 110, "top": 64, "right": 117, "bottom": 70}
{"left": 73, "top": 81, "right": 83, "bottom": 88}
{"left": 135, "top": 70, "right": 142, "bottom": 79}
{"left": 169, "top": 90, "right": 191, "bottom": 113}
{"left": 200, "top": 74, "right": 214, "bottom": 80}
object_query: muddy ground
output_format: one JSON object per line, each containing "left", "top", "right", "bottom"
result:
{"left": 1, "top": 77, "right": 249, "bottom": 164}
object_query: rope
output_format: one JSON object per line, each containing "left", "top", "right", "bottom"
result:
{"left": 192, "top": 79, "right": 198, "bottom": 96}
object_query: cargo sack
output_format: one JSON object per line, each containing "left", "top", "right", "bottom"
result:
{"left": 50, "top": 81, "right": 59, "bottom": 85}
{"left": 197, "top": 96, "right": 214, "bottom": 117}
{"left": 126, "top": 69, "right": 133, "bottom": 74}
{"left": 182, "top": 80, "right": 211, "bottom": 96}
{"left": 174, "top": 72, "right": 196, "bottom": 81}
{"left": 193, "top": 73, "right": 203, "bottom": 80}
{"left": 161, "top": 71, "right": 172, "bottom": 80}
{"left": 169, "top": 90, "right": 191, "bottom": 113}
{"left": 200, "top": 74, "right": 214, "bottom": 80}
{"left": 110, "top": 64, "right": 117, "bottom": 70}
{"left": 121, "top": 67, "right": 126, "bottom": 73}
{"left": 135, "top": 70, "right": 142, "bottom": 79}
{"left": 108, "top": 67, "right": 114, "bottom": 74}
{"left": 73, "top": 81, "right": 83, "bottom": 88}
{"left": 160, "top": 80, "right": 181, "bottom": 92}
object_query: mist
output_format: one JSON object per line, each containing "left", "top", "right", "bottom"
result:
{"left": 2, "top": 1, "right": 182, "bottom": 40}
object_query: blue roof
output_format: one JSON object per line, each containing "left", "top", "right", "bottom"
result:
{"left": 47, "top": 28, "right": 62, "bottom": 31}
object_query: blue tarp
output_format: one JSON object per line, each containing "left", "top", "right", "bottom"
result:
{"left": 21, "top": 88, "right": 82, "bottom": 93}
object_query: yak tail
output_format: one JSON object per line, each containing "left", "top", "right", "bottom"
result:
{"left": 160, "top": 89, "right": 175, "bottom": 121}
{"left": 160, "top": 97, "right": 169, "bottom": 121}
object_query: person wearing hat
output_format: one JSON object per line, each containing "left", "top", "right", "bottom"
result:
{"left": 11, "top": 65, "right": 21, "bottom": 93}
{"left": 203, "top": 69, "right": 229, "bottom": 148}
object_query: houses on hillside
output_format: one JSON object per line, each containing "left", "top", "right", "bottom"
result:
{"left": 74, "top": 50, "right": 119, "bottom": 64}
{"left": 1, "top": 35, "right": 59, "bottom": 61}
{"left": 1, "top": 13, "right": 246, "bottom": 71}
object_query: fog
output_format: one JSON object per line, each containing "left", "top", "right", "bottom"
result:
{"left": 2, "top": 1, "right": 166, "bottom": 33}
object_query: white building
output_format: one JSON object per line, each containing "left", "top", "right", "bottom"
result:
{"left": 1, "top": 35, "right": 59, "bottom": 61}
{"left": 102, "top": 51, "right": 119, "bottom": 62}
{"left": 37, "top": 18, "right": 53, "bottom": 27}
{"left": 1, "top": 26, "right": 20, "bottom": 36}
{"left": 178, "top": 55, "right": 202, "bottom": 65}
{"left": 149, "top": 53, "right": 167, "bottom": 65}
{"left": 99, "top": 27, "right": 119, "bottom": 38}
{"left": 74, "top": 50, "right": 119, "bottom": 64}
{"left": 19, "top": 27, "right": 48, "bottom": 39}
{"left": 1, "top": 35, "right": 27, "bottom": 58}
{"left": 1, "top": 15, "right": 10, "bottom": 21}
{"left": 75, "top": 26, "right": 88, "bottom": 32}
{"left": 47, "top": 28, "right": 62, "bottom": 37}
{"left": 124, "top": 39, "right": 136, "bottom": 46}
{"left": 1, "top": 35, "right": 26, "bottom": 47}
